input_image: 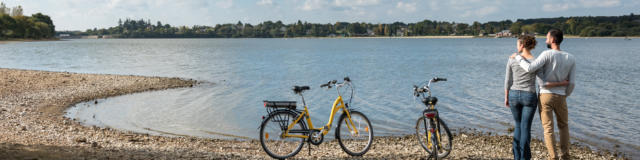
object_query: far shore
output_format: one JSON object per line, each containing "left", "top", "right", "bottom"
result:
{"left": 306, "top": 35, "right": 476, "bottom": 39}
{"left": 323, "top": 35, "right": 640, "bottom": 39}
{"left": 0, "top": 68, "right": 629, "bottom": 159}
{"left": 538, "top": 35, "right": 640, "bottom": 39}
{"left": 2, "top": 35, "right": 637, "bottom": 42}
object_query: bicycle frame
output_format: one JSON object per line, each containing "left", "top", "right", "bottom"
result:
{"left": 425, "top": 103, "right": 442, "bottom": 150}
{"left": 283, "top": 95, "right": 358, "bottom": 138}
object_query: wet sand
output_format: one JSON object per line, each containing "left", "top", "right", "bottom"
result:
{"left": 0, "top": 68, "right": 628, "bottom": 159}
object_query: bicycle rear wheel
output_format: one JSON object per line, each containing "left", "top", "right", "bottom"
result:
{"left": 260, "top": 111, "right": 306, "bottom": 159}
{"left": 336, "top": 110, "right": 373, "bottom": 156}
{"left": 415, "top": 116, "right": 452, "bottom": 158}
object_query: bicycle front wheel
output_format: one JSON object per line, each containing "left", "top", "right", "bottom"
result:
{"left": 336, "top": 110, "right": 373, "bottom": 156}
{"left": 415, "top": 116, "right": 452, "bottom": 158}
{"left": 259, "top": 111, "right": 306, "bottom": 159}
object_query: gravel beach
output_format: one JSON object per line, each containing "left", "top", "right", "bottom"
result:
{"left": 0, "top": 68, "right": 627, "bottom": 159}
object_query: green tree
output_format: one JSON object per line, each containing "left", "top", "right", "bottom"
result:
{"left": 31, "top": 22, "right": 50, "bottom": 38}
{"left": 510, "top": 22, "right": 522, "bottom": 35}
{"left": 0, "top": 14, "right": 15, "bottom": 38}
{"left": 471, "top": 21, "right": 482, "bottom": 35}
{"left": 383, "top": 24, "right": 390, "bottom": 36}
{"left": 66, "top": 13, "right": 640, "bottom": 38}
{"left": 12, "top": 15, "right": 32, "bottom": 38}
{"left": 521, "top": 24, "right": 535, "bottom": 34}
{"left": 565, "top": 18, "right": 577, "bottom": 35}
{"left": 30, "top": 13, "right": 55, "bottom": 37}
{"left": 455, "top": 23, "right": 469, "bottom": 35}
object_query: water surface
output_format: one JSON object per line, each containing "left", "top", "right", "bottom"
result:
{"left": 1, "top": 38, "right": 637, "bottom": 156}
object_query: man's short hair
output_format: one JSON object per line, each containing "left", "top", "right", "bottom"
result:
{"left": 548, "top": 29, "right": 563, "bottom": 45}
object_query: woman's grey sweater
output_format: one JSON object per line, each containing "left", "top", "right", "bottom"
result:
{"left": 505, "top": 58, "right": 537, "bottom": 93}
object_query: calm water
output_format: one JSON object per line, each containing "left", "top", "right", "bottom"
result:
{"left": 1, "top": 38, "right": 638, "bottom": 156}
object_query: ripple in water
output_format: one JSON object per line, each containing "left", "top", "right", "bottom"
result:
{"left": 0, "top": 38, "right": 637, "bottom": 156}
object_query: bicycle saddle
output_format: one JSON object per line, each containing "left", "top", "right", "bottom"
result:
{"left": 293, "top": 86, "right": 310, "bottom": 94}
{"left": 422, "top": 96, "right": 438, "bottom": 105}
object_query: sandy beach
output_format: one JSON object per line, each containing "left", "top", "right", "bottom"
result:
{"left": 0, "top": 38, "right": 61, "bottom": 44}
{"left": 0, "top": 68, "right": 628, "bottom": 159}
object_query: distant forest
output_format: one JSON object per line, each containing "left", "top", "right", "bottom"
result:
{"left": 64, "top": 13, "right": 639, "bottom": 38}
{"left": 0, "top": 3, "right": 56, "bottom": 39}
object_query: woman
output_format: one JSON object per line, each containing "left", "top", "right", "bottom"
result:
{"left": 504, "top": 35, "right": 568, "bottom": 160}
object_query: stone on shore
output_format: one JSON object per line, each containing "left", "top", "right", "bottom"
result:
{"left": 0, "top": 68, "right": 628, "bottom": 159}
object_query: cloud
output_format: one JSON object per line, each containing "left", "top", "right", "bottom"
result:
{"left": 107, "top": 0, "right": 122, "bottom": 9}
{"left": 449, "top": 0, "right": 485, "bottom": 10}
{"left": 542, "top": 3, "right": 570, "bottom": 12}
{"left": 461, "top": 6, "right": 498, "bottom": 17}
{"left": 216, "top": 0, "right": 233, "bottom": 9}
{"left": 542, "top": 0, "right": 620, "bottom": 12}
{"left": 300, "top": 0, "right": 326, "bottom": 11}
{"left": 333, "top": 0, "right": 380, "bottom": 7}
{"left": 428, "top": 1, "right": 439, "bottom": 11}
{"left": 396, "top": 2, "right": 417, "bottom": 13}
{"left": 105, "top": 0, "right": 153, "bottom": 11}
{"left": 300, "top": 0, "right": 380, "bottom": 11}
{"left": 579, "top": 0, "right": 620, "bottom": 8}
{"left": 256, "top": 0, "right": 274, "bottom": 6}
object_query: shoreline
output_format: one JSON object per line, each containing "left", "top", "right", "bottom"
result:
{"left": 0, "top": 38, "right": 61, "bottom": 44}
{"left": 9, "top": 35, "right": 636, "bottom": 41}
{"left": 0, "top": 68, "right": 629, "bottom": 159}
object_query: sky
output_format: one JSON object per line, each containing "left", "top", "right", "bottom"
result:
{"left": 2, "top": 0, "right": 638, "bottom": 31}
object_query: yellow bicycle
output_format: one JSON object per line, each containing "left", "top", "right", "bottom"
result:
{"left": 259, "top": 77, "right": 373, "bottom": 159}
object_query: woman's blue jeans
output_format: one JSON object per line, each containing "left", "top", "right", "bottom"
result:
{"left": 509, "top": 90, "right": 537, "bottom": 160}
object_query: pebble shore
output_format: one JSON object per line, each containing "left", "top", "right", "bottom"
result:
{"left": 0, "top": 68, "right": 628, "bottom": 159}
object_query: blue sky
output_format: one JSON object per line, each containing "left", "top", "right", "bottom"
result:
{"left": 2, "top": 0, "right": 638, "bottom": 31}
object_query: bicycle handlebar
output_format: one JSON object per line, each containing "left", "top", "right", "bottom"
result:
{"left": 320, "top": 77, "right": 350, "bottom": 88}
{"left": 320, "top": 80, "right": 338, "bottom": 88}
{"left": 414, "top": 77, "right": 447, "bottom": 96}
{"left": 344, "top": 77, "right": 351, "bottom": 82}
{"left": 432, "top": 77, "right": 447, "bottom": 82}
{"left": 319, "top": 77, "right": 355, "bottom": 105}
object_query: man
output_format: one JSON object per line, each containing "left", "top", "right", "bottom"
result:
{"left": 512, "top": 29, "right": 576, "bottom": 160}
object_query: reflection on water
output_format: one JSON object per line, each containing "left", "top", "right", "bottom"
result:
{"left": 1, "top": 38, "right": 638, "bottom": 156}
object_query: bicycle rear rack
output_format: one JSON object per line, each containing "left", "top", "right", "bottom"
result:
{"left": 264, "top": 101, "right": 296, "bottom": 113}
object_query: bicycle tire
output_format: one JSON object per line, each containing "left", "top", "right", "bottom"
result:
{"left": 259, "top": 110, "right": 306, "bottom": 159}
{"left": 415, "top": 116, "right": 452, "bottom": 158}
{"left": 336, "top": 110, "right": 373, "bottom": 156}
{"left": 431, "top": 119, "right": 439, "bottom": 160}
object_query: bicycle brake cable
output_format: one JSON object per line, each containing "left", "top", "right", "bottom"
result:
{"left": 349, "top": 82, "right": 354, "bottom": 105}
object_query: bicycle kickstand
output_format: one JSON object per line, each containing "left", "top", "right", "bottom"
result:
{"left": 307, "top": 139, "right": 311, "bottom": 156}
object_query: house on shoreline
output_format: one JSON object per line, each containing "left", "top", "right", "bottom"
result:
{"left": 496, "top": 30, "right": 512, "bottom": 38}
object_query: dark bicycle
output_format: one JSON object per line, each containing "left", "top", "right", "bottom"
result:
{"left": 414, "top": 77, "right": 453, "bottom": 159}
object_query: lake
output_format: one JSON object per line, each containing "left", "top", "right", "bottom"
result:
{"left": 1, "top": 38, "right": 638, "bottom": 156}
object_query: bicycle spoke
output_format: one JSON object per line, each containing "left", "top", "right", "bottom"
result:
{"left": 337, "top": 111, "right": 372, "bottom": 156}
{"left": 415, "top": 116, "right": 452, "bottom": 158}
{"left": 260, "top": 112, "right": 304, "bottom": 159}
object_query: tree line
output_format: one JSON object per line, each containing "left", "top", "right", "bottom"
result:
{"left": 0, "top": 3, "right": 55, "bottom": 40}
{"left": 65, "top": 13, "right": 639, "bottom": 38}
